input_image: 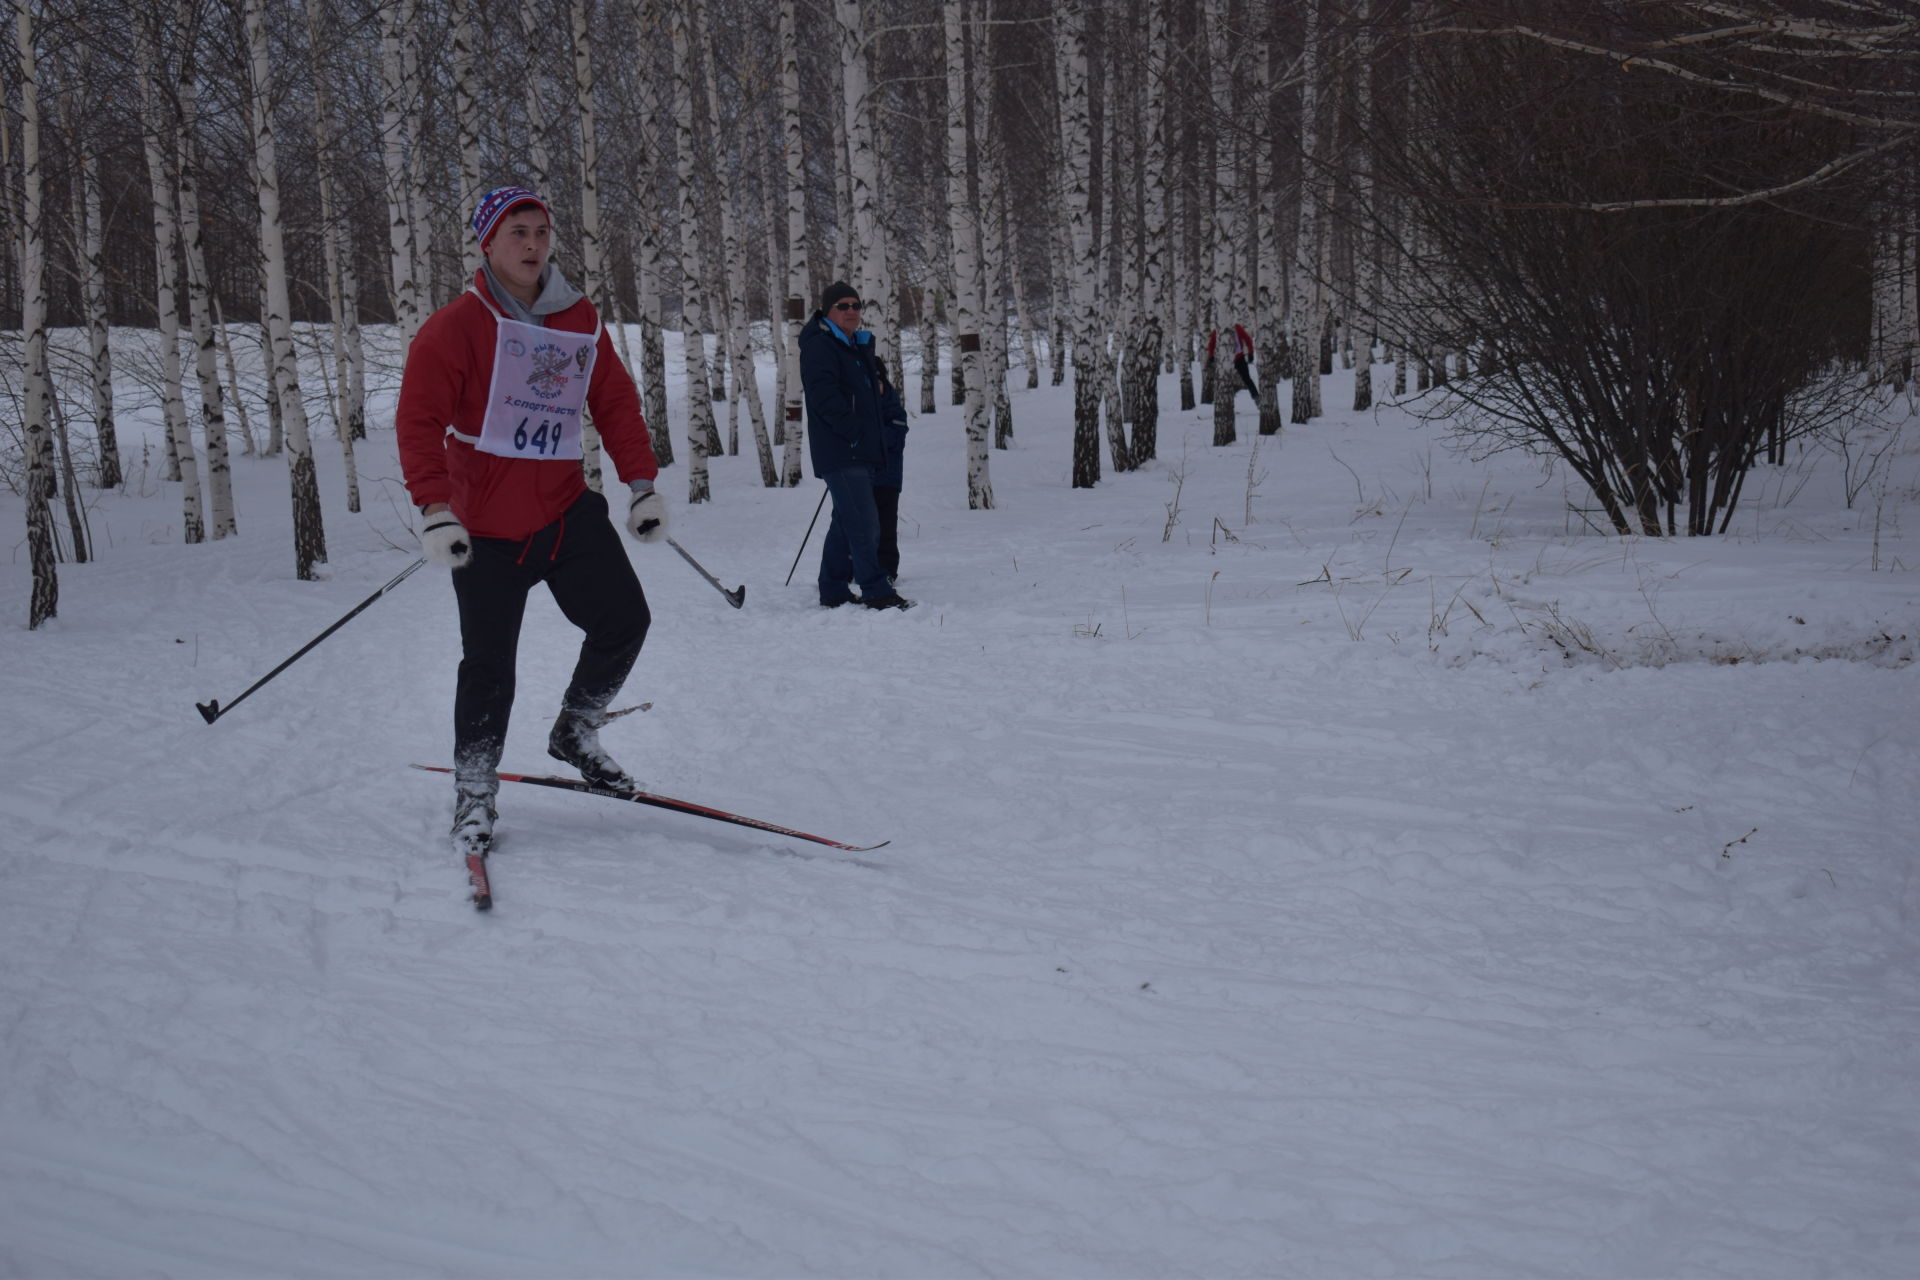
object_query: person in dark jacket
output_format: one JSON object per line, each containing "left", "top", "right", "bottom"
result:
{"left": 799, "top": 281, "right": 913, "bottom": 610}
{"left": 397, "top": 185, "right": 668, "bottom": 861}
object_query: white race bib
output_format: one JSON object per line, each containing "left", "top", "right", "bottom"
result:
{"left": 471, "top": 304, "right": 598, "bottom": 461}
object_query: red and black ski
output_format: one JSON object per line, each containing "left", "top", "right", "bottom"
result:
{"left": 465, "top": 851, "right": 493, "bottom": 911}
{"left": 413, "top": 764, "right": 890, "bottom": 854}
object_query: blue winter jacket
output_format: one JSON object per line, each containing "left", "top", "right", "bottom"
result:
{"left": 800, "top": 312, "right": 907, "bottom": 483}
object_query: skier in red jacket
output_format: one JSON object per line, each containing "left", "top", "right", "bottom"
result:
{"left": 398, "top": 185, "right": 667, "bottom": 860}
{"left": 1208, "top": 323, "right": 1260, "bottom": 402}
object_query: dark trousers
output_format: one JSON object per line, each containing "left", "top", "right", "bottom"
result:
{"left": 874, "top": 485, "right": 901, "bottom": 582}
{"left": 451, "top": 489, "right": 649, "bottom": 780}
{"left": 818, "top": 465, "right": 889, "bottom": 601}
{"left": 1232, "top": 355, "right": 1259, "bottom": 400}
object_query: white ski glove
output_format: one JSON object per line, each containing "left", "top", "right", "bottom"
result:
{"left": 420, "top": 509, "right": 473, "bottom": 568}
{"left": 626, "top": 486, "right": 670, "bottom": 544}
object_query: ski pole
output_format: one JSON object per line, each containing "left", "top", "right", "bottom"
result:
{"left": 666, "top": 538, "right": 745, "bottom": 608}
{"left": 197, "top": 558, "right": 427, "bottom": 724}
{"left": 784, "top": 485, "right": 830, "bottom": 586}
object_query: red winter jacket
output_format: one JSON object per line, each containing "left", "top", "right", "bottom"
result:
{"left": 398, "top": 271, "right": 659, "bottom": 540}
{"left": 1207, "top": 324, "right": 1255, "bottom": 362}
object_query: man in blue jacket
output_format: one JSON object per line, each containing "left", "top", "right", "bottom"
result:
{"left": 800, "top": 281, "right": 913, "bottom": 610}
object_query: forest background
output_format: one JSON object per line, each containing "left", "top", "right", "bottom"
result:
{"left": 8, "top": 0, "right": 1920, "bottom": 621}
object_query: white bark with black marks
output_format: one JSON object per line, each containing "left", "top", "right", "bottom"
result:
{"left": 247, "top": 0, "right": 327, "bottom": 579}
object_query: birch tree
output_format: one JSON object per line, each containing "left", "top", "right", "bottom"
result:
{"left": 63, "top": 66, "right": 119, "bottom": 488}
{"left": 975, "top": 0, "right": 1011, "bottom": 458}
{"left": 380, "top": 0, "right": 423, "bottom": 349}
{"left": 1288, "top": 0, "right": 1329, "bottom": 425}
{"left": 304, "top": 0, "right": 365, "bottom": 507}
{"left": 672, "top": 0, "right": 715, "bottom": 503}
{"left": 247, "top": 0, "right": 327, "bottom": 578}
{"left": 519, "top": 0, "right": 552, "bottom": 189}
{"left": 570, "top": 0, "right": 607, "bottom": 490}
{"left": 945, "top": 0, "right": 992, "bottom": 509}
{"left": 1057, "top": 0, "right": 1101, "bottom": 488}
{"left": 451, "top": 0, "right": 486, "bottom": 280}
{"left": 697, "top": 0, "right": 776, "bottom": 485}
{"left": 778, "top": 0, "right": 808, "bottom": 486}
{"left": 172, "top": 0, "right": 235, "bottom": 537}
{"left": 15, "top": 0, "right": 55, "bottom": 625}
{"left": 836, "top": 0, "right": 897, "bottom": 375}
{"left": 1129, "top": 0, "right": 1169, "bottom": 464}
{"left": 1206, "top": 0, "right": 1239, "bottom": 446}
{"left": 1254, "top": 12, "right": 1285, "bottom": 435}
{"left": 1349, "top": 0, "right": 1376, "bottom": 413}
{"left": 630, "top": 0, "right": 673, "bottom": 468}
{"left": 136, "top": 13, "right": 204, "bottom": 542}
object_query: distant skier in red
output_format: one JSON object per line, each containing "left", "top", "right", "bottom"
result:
{"left": 1208, "top": 323, "right": 1260, "bottom": 402}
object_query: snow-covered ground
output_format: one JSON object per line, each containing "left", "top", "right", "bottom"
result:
{"left": 2, "top": 328, "right": 1917, "bottom": 1278}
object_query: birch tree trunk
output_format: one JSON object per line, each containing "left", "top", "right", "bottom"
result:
{"left": 15, "top": 0, "right": 56, "bottom": 624}
{"left": 919, "top": 295, "right": 939, "bottom": 414}
{"left": 1255, "top": 18, "right": 1285, "bottom": 435}
{"left": 451, "top": 0, "right": 485, "bottom": 280}
{"left": 304, "top": 0, "right": 364, "bottom": 506}
{"left": 836, "top": 0, "right": 896, "bottom": 375}
{"left": 1011, "top": 222, "right": 1040, "bottom": 402}
{"left": 695, "top": 0, "right": 775, "bottom": 485}
{"left": 137, "top": 15, "right": 204, "bottom": 542}
{"left": 945, "top": 0, "right": 992, "bottom": 509}
{"left": 400, "top": 15, "right": 436, "bottom": 312}
{"left": 632, "top": 0, "right": 674, "bottom": 467}
{"left": 779, "top": 0, "right": 808, "bottom": 486}
{"left": 570, "top": 0, "right": 607, "bottom": 490}
{"left": 172, "top": 0, "right": 235, "bottom": 537}
{"left": 1098, "top": 10, "right": 1129, "bottom": 474}
{"left": 520, "top": 0, "right": 552, "bottom": 189}
{"left": 1058, "top": 0, "right": 1101, "bottom": 489}
{"left": 1289, "top": 0, "right": 1328, "bottom": 425}
{"left": 1349, "top": 0, "right": 1376, "bottom": 413}
{"left": 67, "top": 78, "right": 121, "bottom": 488}
{"left": 213, "top": 296, "right": 258, "bottom": 457}
{"left": 247, "top": 0, "right": 327, "bottom": 579}
{"left": 380, "top": 0, "right": 423, "bottom": 350}
{"left": 672, "top": 1, "right": 715, "bottom": 503}
{"left": 1206, "top": 0, "right": 1238, "bottom": 446}
{"left": 1130, "top": 0, "right": 1169, "bottom": 464}
{"left": 975, "top": 0, "right": 1012, "bottom": 457}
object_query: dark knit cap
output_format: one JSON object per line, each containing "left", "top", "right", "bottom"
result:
{"left": 820, "top": 280, "right": 860, "bottom": 312}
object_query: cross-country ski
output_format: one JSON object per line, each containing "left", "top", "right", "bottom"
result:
{"left": 411, "top": 764, "right": 890, "bottom": 853}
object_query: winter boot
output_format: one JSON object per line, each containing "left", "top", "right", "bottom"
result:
{"left": 451, "top": 779, "right": 497, "bottom": 858}
{"left": 547, "top": 706, "right": 639, "bottom": 791}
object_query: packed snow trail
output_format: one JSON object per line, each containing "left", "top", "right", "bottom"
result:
{"left": 2, "top": 342, "right": 1916, "bottom": 1277}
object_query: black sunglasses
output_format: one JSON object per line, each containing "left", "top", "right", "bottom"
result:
{"left": 831, "top": 300, "right": 864, "bottom": 312}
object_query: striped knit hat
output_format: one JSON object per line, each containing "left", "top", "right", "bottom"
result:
{"left": 472, "top": 185, "right": 552, "bottom": 251}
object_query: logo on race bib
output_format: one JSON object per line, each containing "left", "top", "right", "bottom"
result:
{"left": 504, "top": 338, "right": 526, "bottom": 359}
{"left": 575, "top": 343, "right": 593, "bottom": 373}
{"left": 527, "top": 343, "right": 571, "bottom": 399}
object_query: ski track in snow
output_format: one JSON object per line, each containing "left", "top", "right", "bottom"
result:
{"left": 2, "top": 330, "right": 1918, "bottom": 1278}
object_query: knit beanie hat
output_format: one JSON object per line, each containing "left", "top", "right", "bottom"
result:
{"left": 819, "top": 280, "right": 860, "bottom": 313}
{"left": 473, "top": 186, "right": 553, "bottom": 252}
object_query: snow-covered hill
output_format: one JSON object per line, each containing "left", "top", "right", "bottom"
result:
{"left": 3, "top": 331, "right": 1916, "bottom": 1277}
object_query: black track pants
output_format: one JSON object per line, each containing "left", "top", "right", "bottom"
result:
{"left": 450, "top": 489, "right": 650, "bottom": 779}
